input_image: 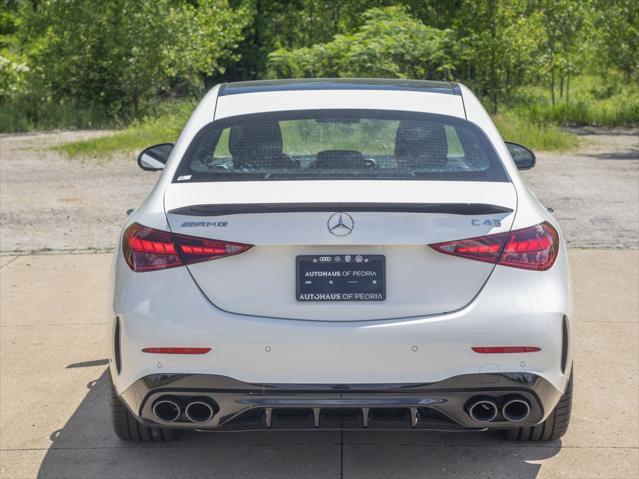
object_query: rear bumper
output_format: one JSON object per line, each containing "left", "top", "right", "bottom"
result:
{"left": 111, "top": 255, "right": 572, "bottom": 388}
{"left": 119, "top": 371, "right": 565, "bottom": 431}
{"left": 110, "top": 236, "right": 572, "bottom": 407}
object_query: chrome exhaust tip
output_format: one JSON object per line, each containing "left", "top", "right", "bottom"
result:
{"left": 468, "top": 398, "right": 498, "bottom": 423}
{"left": 152, "top": 399, "right": 181, "bottom": 422}
{"left": 185, "top": 400, "right": 215, "bottom": 423}
{"left": 502, "top": 398, "right": 531, "bottom": 422}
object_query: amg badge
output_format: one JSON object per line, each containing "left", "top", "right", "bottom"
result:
{"left": 181, "top": 221, "right": 228, "bottom": 227}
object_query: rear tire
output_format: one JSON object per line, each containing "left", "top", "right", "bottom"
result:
{"left": 501, "top": 369, "right": 573, "bottom": 441}
{"left": 109, "top": 372, "right": 178, "bottom": 442}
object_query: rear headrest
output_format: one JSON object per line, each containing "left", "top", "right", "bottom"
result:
{"left": 394, "top": 120, "right": 449, "bottom": 168}
{"left": 228, "top": 121, "right": 284, "bottom": 158}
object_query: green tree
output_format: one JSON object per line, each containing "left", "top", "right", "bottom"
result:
{"left": 267, "top": 6, "right": 456, "bottom": 80}
{"left": 591, "top": 0, "right": 638, "bottom": 82}
{"left": 0, "top": 0, "right": 27, "bottom": 100}
{"left": 225, "top": 0, "right": 346, "bottom": 80}
{"left": 179, "top": 0, "right": 249, "bottom": 87}
{"left": 535, "top": 0, "right": 588, "bottom": 106}
{"left": 455, "top": 0, "right": 545, "bottom": 113}
{"left": 17, "top": 0, "right": 246, "bottom": 118}
{"left": 2, "top": 0, "right": 637, "bottom": 131}
{"left": 225, "top": 0, "right": 463, "bottom": 80}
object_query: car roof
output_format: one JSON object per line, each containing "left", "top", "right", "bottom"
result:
{"left": 213, "top": 79, "right": 466, "bottom": 120}
{"left": 219, "top": 78, "right": 461, "bottom": 97}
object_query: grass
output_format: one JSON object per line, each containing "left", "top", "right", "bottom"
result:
{"left": 57, "top": 106, "right": 579, "bottom": 159}
{"left": 60, "top": 74, "right": 639, "bottom": 158}
{"left": 494, "top": 111, "right": 579, "bottom": 151}
{"left": 507, "top": 75, "right": 639, "bottom": 127}
{"left": 10, "top": 74, "right": 636, "bottom": 158}
{"left": 55, "top": 101, "right": 195, "bottom": 158}
{"left": 0, "top": 100, "right": 119, "bottom": 133}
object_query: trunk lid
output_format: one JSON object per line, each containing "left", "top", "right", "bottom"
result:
{"left": 164, "top": 180, "right": 516, "bottom": 321}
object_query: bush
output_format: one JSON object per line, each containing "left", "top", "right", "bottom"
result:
{"left": 267, "top": 6, "right": 456, "bottom": 80}
{"left": 0, "top": 0, "right": 247, "bottom": 132}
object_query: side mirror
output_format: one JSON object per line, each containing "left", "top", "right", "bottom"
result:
{"left": 505, "top": 142, "right": 536, "bottom": 170}
{"left": 137, "top": 143, "right": 173, "bottom": 171}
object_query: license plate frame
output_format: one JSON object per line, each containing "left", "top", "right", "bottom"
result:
{"left": 296, "top": 254, "right": 386, "bottom": 302}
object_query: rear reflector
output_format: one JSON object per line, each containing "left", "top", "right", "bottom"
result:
{"left": 472, "top": 346, "right": 541, "bottom": 353}
{"left": 123, "top": 223, "right": 252, "bottom": 272}
{"left": 430, "top": 222, "right": 559, "bottom": 271}
{"left": 142, "top": 347, "right": 212, "bottom": 354}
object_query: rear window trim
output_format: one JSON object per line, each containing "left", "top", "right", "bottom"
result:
{"left": 173, "top": 109, "right": 509, "bottom": 184}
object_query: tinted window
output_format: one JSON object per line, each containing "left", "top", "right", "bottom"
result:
{"left": 175, "top": 110, "right": 508, "bottom": 182}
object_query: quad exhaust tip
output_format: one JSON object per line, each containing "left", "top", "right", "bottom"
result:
{"left": 152, "top": 399, "right": 181, "bottom": 422}
{"left": 467, "top": 398, "right": 498, "bottom": 423}
{"left": 502, "top": 398, "right": 531, "bottom": 422}
{"left": 152, "top": 397, "right": 217, "bottom": 423}
{"left": 185, "top": 400, "right": 215, "bottom": 423}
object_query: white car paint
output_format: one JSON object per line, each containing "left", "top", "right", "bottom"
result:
{"left": 214, "top": 90, "right": 465, "bottom": 119}
{"left": 109, "top": 80, "right": 572, "bottom": 430}
{"left": 164, "top": 181, "right": 517, "bottom": 321}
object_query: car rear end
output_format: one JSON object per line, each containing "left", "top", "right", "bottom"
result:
{"left": 109, "top": 80, "right": 572, "bottom": 434}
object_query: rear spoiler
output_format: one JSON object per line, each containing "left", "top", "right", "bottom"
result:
{"left": 169, "top": 203, "right": 513, "bottom": 216}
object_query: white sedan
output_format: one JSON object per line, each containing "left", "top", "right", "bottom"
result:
{"left": 109, "top": 79, "right": 572, "bottom": 442}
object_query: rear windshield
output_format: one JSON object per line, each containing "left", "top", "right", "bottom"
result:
{"left": 174, "top": 110, "right": 508, "bottom": 182}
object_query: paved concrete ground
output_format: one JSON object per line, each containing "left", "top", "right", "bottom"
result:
{"left": 0, "top": 250, "right": 637, "bottom": 479}
{"left": 0, "top": 129, "right": 638, "bottom": 252}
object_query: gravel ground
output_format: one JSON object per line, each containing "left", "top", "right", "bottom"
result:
{"left": 0, "top": 131, "right": 158, "bottom": 253}
{"left": 0, "top": 128, "right": 637, "bottom": 253}
{"left": 521, "top": 128, "right": 639, "bottom": 249}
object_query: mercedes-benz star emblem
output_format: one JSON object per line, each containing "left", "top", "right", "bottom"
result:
{"left": 327, "top": 212, "right": 354, "bottom": 236}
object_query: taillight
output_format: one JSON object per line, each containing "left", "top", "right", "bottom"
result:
{"left": 173, "top": 231, "right": 251, "bottom": 265}
{"left": 499, "top": 222, "right": 559, "bottom": 270}
{"left": 123, "top": 223, "right": 252, "bottom": 272}
{"left": 123, "top": 224, "right": 182, "bottom": 272}
{"left": 430, "top": 222, "right": 559, "bottom": 271}
{"left": 430, "top": 231, "right": 507, "bottom": 264}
